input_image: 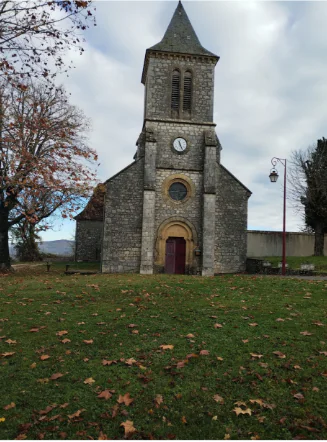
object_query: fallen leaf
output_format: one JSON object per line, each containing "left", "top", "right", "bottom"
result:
{"left": 293, "top": 393, "right": 304, "bottom": 400}
{"left": 200, "top": 350, "right": 210, "bottom": 356}
{"left": 154, "top": 394, "right": 163, "bottom": 407}
{"left": 249, "top": 399, "right": 265, "bottom": 407}
{"left": 118, "top": 393, "right": 134, "bottom": 406}
{"left": 242, "top": 339, "right": 249, "bottom": 344}
{"left": 30, "top": 362, "right": 36, "bottom": 368}
{"left": 213, "top": 394, "right": 224, "bottom": 404}
{"left": 312, "top": 387, "right": 319, "bottom": 392}
{"left": 5, "top": 339, "right": 16, "bottom": 345}
{"left": 61, "top": 339, "right": 71, "bottom": 344}
{"left": 3, "top": 402, "right": 15, "bottom": 410}
{"left": 97, "top": 390, "right": 112, "bottom": 400}
{"left": 50, "top": 373, "right": 64, "bottom": 380}
{"left": 249, "top": 323, "right": 258, "bottom": 327}
{"left": 276, "top": 318, "right": 285, "bottom": 322}
{"left": 128, "top": 324, "right": 137, "bottom": 328}
{"left": 1, "top": 352, "right": 15, "bottom": 358}
{"left": 300, "top": 331, "right": 313, "bottom": 336}
{"left": 131, "top": 330, "right": 139, "bottom": 334}
{"left": 214, "top": 323, "right": 223, "bottom": 329}
{"left": 250, "top": 353, "right": 263, "bottom": 359}
{"left": 160, "top": 345, "right": 174, "bottom": 350}
{"left": 319, "top": 351, "right": 327, "bottom": 356}
{"left": 102, "top": 359, "right": 116, "bottom": 366}
{"left": 125, "top": 358, "right": 136, "bottom": 366}
{"left": 40, "top": 355, "right": 50, "bottom": 361}
{"left": 56, "top": 330, "right": 68, "bottom": 337}
{"left": 313, "top": 321, "right": 324, "bottom": 326}
{"left": 273, "top": 351, "right": 286, "bottom": 359}
{"left": 98, "top": 431, "right": 108, "bottom": 440}
{"left": 186, "top": 353, "right": 199, "bottom": 359}
{"left": 217, "top": 357, "right": 224, "bottom": 361}
{"left": 224, "top": 434, "right": 230, "bottom": 439}
{"left": 29, "top": 328, "right": 39, "bottom": 333}
{"left": 68, "top": 409, "right": 85, "bottom": 419}
{"left": 181, "top": 416, "right": 187, "bottom": 424}
{"left": 39, "top": 405, "right": 55, "bottom": 415}
{"left": 84, "top": 377, "right": 95, "bottom": 385}
{"left": 120, "top": 420, "right": 136, "bottom": 437}
{"left": 83, "top": 339, "right": 94, "bottom": 344}
{"left": 233, "top": 407, "right": 252, "bottom": 416}
{"left": 186, "top": 333, "right": 195, "bottom": 338}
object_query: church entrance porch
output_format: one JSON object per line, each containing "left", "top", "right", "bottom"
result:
{"left": 165, "top": 237, "right": 186, "bottom": 274}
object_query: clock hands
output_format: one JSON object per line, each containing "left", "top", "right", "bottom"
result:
{"left": 178, "top": 140, "right": 183, "bottom": 151}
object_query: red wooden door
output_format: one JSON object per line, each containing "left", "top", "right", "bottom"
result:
{"left": 165, "top": 237, "right": 186, "bottom": 274}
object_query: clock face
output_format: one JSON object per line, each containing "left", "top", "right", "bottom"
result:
{"left": 173, "top": 137, "right": 187, "bottom": 153}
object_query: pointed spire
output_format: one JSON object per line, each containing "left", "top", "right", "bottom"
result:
{"left": 148, "top": 1, "right": 218, "bottom": 58}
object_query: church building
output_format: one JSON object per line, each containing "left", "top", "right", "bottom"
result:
{"left": 75, "top": 1, "right": 251, "bottom": 275}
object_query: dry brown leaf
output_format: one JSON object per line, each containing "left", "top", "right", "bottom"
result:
{"left": 50, "top": 373, "right": 64, "bottom": 380}
{"left": 5, "top": 339, "right": 17, "bottom": 345}
{"left": 61, "top": 338, "right": 71, "bottom": 344}
{"left": 154, "top": 394, "right": 163, "bottom": 407}
{"left": 319, "top": 351, "right": 327, "bottom": 356}
{"left": 40, "top": 355, "right": 50, "bottom": 361}
{"left": 102, "top": 359, "right": 116, "bottom": 366}
{"left": 128, "top": 324, "right": 137, "bottom": 328}
{"left": 181, "top": 416, "right": 187, "bottom": 424}
{"left": 258, "top": 362, "right": 268, "bottom": 368}
{"left": 249, "top": 323, "right": 258, "bottom": 327}
{"left": 273, "top": 351, "right": 286, "bottom": 359}
{"left": 213, "top": 394, "right": 224, "bottom": 404}
{"left": 186, "top": 333, "right": 195, "bottom": 338}
{"left": 186, "top": 353, "right": 199, "bottom": 359}
{"left": 68, "top": 409, "right": 85, "bottom": 419}
{"left": 118, "top": 393, "right": 134, "bottom": 406}
{"left": 84, "top": 377, "right": 95, "bottom": 385}
{"left": 242, "top": 339, "right": 249, "bottom": 344}
{"left": 200, "top": 350, "right": 210, "bottom": 355}
{"left": 30, "top": 362, "right": 36, "bottom": 369}
{"left": 1, "top": 352, "right": 15, "bottom": 357}
{"left": 249, "top": 399, "right": 265, "bottom": 407}
{"left": 214, "top": 323, "right": 223, "bottom": 329}
{"left": 250, "top": 353, "right": 263, "bottom": 359}
{"left": 276, "top": 318, "right": 285, "bottom": 322}
{"left": 97, "top": 390, "right": 112, "bottom": 400}
{"left": 313, "top": 321, "right": 324, "bottom": 326}
{"left": 160, "top": 345, "right": 174, "bottom": 350}
{"left": 233, "top": 407, "right": 252, "bottom": 416}
{"left": 29, "top": 328, "right": 39, "bottom": 332}
{"left": 120, "top": 420, "right": 136, "bottom": 437}
{"left": 3, "top": 402, "right": 15, "bottom": 410}
{"left": 56, "top": 330, "right": 68, "bottom": 336}
{"left": 312, "top": 387, "right": 319, "bottom": 392}
{"left": 224, "top": 434, "right": 231, "bottom": 440}
{"left": 98, "top": 431, "right": 108, "bottom": 440}
{"left": 293, "top": 392, "right": 304, "bottom": 400}
{"left": 39, "top": 405, "right": 55, "bottom": 415}
{"left": 217, "top": 357, "right": 224, "bottom": 361}
{"left": 131, "top": 330, "right": 139, "bottom": 334}
{"left": 125, "top": 358, "right": 136, "bottom": 366}
{"left": 83, "top": 339, "right": 94, "bottom": 344}
{"left": 300, "top": 331, "right": 313, "bottom": 336}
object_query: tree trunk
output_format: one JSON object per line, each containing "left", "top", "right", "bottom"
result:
{"left": 0, "top": 209, "right": 11, "bottom": 270}
{"left": 314, "top": 220, "right": 325, "bottom": 256}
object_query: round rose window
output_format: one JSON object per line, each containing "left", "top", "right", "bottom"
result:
{"left": 169, "top": 182, "right": 187, "bottom": 201}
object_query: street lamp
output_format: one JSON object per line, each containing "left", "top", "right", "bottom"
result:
{"left": 269, "top": 157, "right": 287, "bottom": 276}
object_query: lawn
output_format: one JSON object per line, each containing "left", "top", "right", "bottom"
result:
{"left": 0, "top": 270, "right": 327, "bottom": 440}
{"left": 263, "top": 256, "right": 327, "bottom": 273}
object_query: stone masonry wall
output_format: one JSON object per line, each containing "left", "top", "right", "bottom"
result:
{"left": 146, "top": 121, "right": 216, "bottom": 171}
{"left": 102, "top": 159, "right": 144, "bottom": 273}
{"left": 145, "top": 54, "right": 216, "bottom": 123}
{"left": 215, "top": 165, "right": 249, "bottom": 273}
{"left": 75, "top": 220, "right": 103, "bottom": 261}
{"left": 154, "top": 168, "right": 203, "bottom": 273}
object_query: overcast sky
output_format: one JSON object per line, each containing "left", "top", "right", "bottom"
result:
{"left": 42, "top": 0, "right": 327, "bottom": 241}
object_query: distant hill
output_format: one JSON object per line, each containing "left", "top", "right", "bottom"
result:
{"left": 10, "top": 240, "right": 75, "bottom": 257}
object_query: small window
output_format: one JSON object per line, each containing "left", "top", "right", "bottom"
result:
{"left": 171, "top": 69, "right": 180, "bottom": 113}
{"left": 169, "top": 182, "right": 187, "bottom": 201}
{"left": 183, "top": 71, "right": 192, "bottom": 113}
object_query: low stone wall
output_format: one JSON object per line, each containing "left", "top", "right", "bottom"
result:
{"left": 247, "top": 230, "right": 327, "bottom": 257}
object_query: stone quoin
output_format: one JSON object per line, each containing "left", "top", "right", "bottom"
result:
{"left": 75, "top": 1, "right": 251, "bottom": 275}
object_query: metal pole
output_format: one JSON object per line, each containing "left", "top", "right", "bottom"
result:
{"left": 282, "top": 160, "right": 287, "bottom": 276}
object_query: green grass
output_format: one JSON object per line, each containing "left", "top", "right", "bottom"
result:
{"left": 263, "top": 256, "right": 327, "bottom": 272}
{"left": 0, "top": 270, "right": 327, "bottom": 439}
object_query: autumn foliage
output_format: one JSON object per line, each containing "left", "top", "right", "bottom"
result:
{"left": 0, "top": 81, "right": 97, "bottom": 268}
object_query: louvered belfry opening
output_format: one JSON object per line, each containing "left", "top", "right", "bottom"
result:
{"left": 183, "top": 71, "right": 192, "bottom": 117}
{"left": 171, "top": 69, "right": 180, "bottom": 118}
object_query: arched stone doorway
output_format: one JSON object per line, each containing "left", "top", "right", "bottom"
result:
{"left": 155, "top": 218, "right": 198, "bottom": 274}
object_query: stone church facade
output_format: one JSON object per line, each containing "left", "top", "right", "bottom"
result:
{"left": 75, "top": 1, "right": 251, "bottom": 275}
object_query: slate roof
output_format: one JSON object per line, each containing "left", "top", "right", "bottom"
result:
{"left": 148, "top": 1, "right": 218, "bottom": 58}
{"left": 74, "top": 184, "right": 105, "bottom": 222}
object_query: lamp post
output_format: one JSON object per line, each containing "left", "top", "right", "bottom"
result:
{"left": 269, "top": 157, "right": 287, "bottom": 276}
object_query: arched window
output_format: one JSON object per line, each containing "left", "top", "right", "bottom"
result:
{"left": 183, "top": 71, "right": 192, "bottom": 114}
{"left": 171, "top": 69, "right": 180, "bottom": 114}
